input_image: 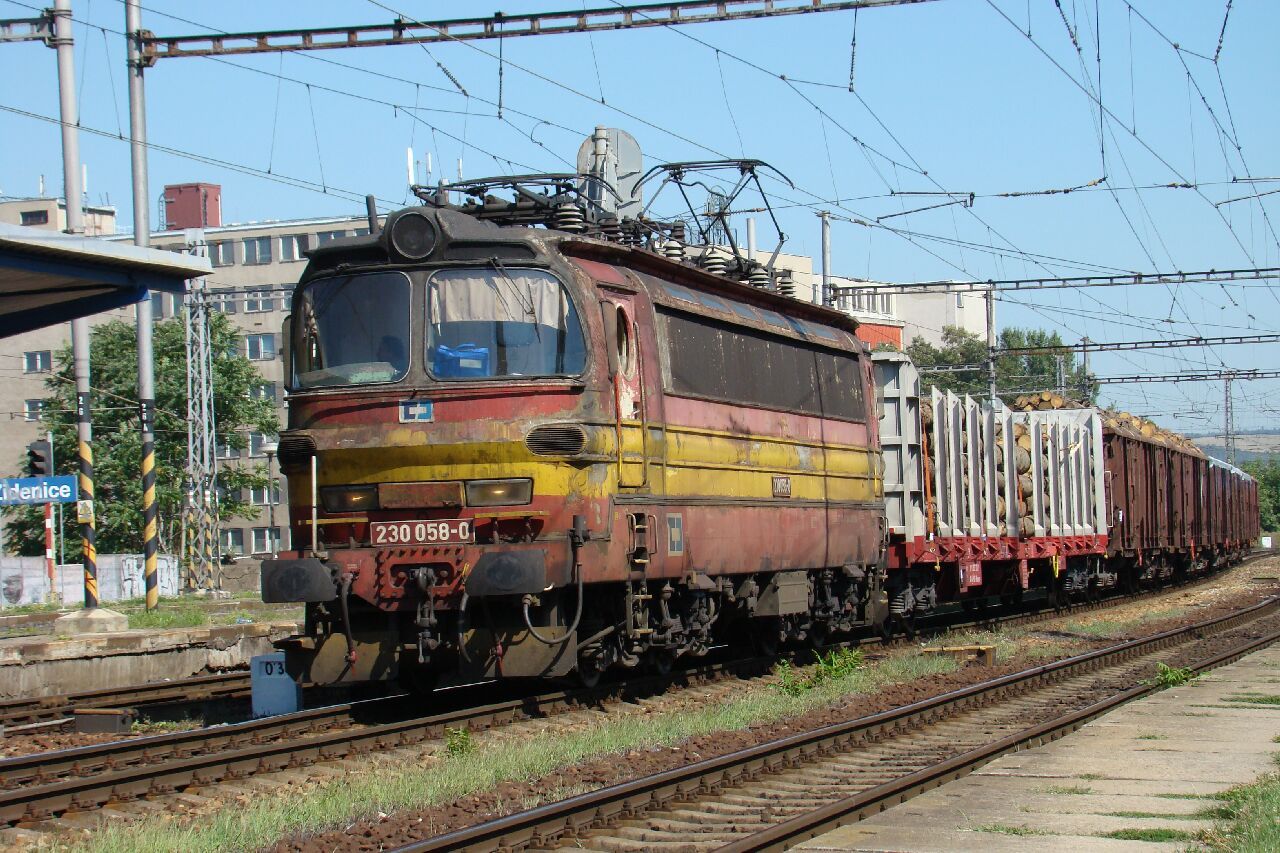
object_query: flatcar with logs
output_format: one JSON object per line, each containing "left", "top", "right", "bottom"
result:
{"left": 262, "top": 168, "right": 1257, "bottom": 689}
{"left": 876, "top": 357, "right": 1258, "bottom": 624}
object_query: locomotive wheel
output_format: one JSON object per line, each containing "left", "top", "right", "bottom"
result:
{"left": 396, "top": 665, "right": 439, "bottom": 695}
{"left": 750, "top": 617, "right": 783, "bottom": 658}
{"left": 577, "top": 658, "right": 605, "bottom": 689}
{"left": 646, "top": 648, "right": 676, "bottom": 676}
{"left": 808, "top": 619, "right": 832, "bottom": 650}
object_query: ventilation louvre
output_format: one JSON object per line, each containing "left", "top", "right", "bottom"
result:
{"left": 277, "top": 432, "right": 317, "bottom": 472}
{"left": 525, "top": 424, "right": 587, "bottom": 456}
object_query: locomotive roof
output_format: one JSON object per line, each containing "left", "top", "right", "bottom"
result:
{"left": 557, "top": 235, "right": 862, "bottom": 339}
{"left": 302, "top": 204, "right": 863, "bottom": 342}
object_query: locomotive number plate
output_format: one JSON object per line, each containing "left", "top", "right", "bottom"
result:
{"left": 371, "top": 519, "right": 474, "bottom": 546}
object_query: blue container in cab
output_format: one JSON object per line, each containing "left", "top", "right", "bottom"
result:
{"left": 433, "top": 343, "right": 490, "bottom": 377}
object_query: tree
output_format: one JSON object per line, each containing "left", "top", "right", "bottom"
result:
{"left": 3, "top": 313, "right": 280, "bottom": 558}
{"left": 906, "top": 325, "right": 1098, "bottom": 403}
{"left": 1241, "top": 459, "right": 1280, "bottom": 533}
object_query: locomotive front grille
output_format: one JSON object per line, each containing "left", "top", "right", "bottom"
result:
{"left": 525, "top": 424, "right": 587, "bottom": 456}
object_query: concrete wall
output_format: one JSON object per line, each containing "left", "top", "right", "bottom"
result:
{"left": 0, "top": 554, "right": 181, "bottom": 608}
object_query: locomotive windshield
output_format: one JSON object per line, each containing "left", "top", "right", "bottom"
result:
{"left": 427, "top": 267, "right": 586, "bottom": 379}
{"left": 293, "top": 272, "right": 412, "bottom": 389}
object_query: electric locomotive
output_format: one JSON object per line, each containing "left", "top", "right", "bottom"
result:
{"left": 263, "top": 175, "right": 888, "bottom": 688}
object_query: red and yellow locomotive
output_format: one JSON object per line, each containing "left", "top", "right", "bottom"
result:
{"left": 264, "top": 193, "right": 886, "bottom": 687}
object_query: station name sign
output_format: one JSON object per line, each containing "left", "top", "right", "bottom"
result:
{"left": 0, "top": 476, "right": 79, "bottom": 506}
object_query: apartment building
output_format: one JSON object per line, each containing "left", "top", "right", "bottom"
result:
{"left": 0, "top": 185, "right": 369, "bottom": 558}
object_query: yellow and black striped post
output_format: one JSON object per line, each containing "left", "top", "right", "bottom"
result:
{"left": 76, "top": 394, "right": 98, "bottom": 609}
{"left": 70, "top": 315, "right": 98, "bottom": 610}
{"left": 140, "top": 401, "right": 158, "bottom": 610}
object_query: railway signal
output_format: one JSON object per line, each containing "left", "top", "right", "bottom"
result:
{"left": 25, "top": 439, "right": 52, "bottom": 478}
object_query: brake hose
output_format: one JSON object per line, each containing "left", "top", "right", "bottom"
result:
{"left": 339, "top": 574, "right": 357, "bottom": 665}
{"left": 523, "top": 527, "right": 585, "bottom": 646}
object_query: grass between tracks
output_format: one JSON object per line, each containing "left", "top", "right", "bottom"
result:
{"left": 64, "top": 647, "right": 973, "bottom": 853}
{"left": 57, "top": 602, "right": 1201, "bottom": 853}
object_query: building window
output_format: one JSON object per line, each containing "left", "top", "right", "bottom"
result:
{"left": 245, "top": 333, "right": 275, "bottom": 361}
{"left": 23, "top": 400, "right": 45, "bottom": 422}
{"left": 150, "top": 292, "right": 168, "bottom": 319}
{"left": 249, "top": 432, "right": 277, "bottom": 457}
{"left": 316, "top": 229, "right": 347, "bottom": 244}
{"left": 20, "top": 209, "right": 49, "bottom": 226}
{"left": 212, "top": 291, "right": 238, "bottom": 314}
{"left": 250, "top": 382, "right": 277, "bottom": 402}
{"left": 244, "top": 288, "right": 275, "bottom": 313}
{"left": 209, "top": 241, "right": 234, "bottom": 267}
{"left": 221, "top": 528, "right": 245, "bottom": 556}
{"left": 251, "top": 527, "right": 281, "bottom": 554}
{"left": 23, "top": 351, "right": 51, "bottom": 373}
{"left": 281, "top": 292, "right": 293, "bottom": 312}
{"left": 280, "top": 234, "right": 306, "bottom": 262}
{"left": 216, "top": 437, "right": 239, "bottom": 459}
{"left": 250, "top": 480, "right": 281, "bottom": 506}
{"left": 243, "top": 236, "right": 272, "bottom": 265}
{"left": 215, "top": 484, "right": 243, "bottom": 504}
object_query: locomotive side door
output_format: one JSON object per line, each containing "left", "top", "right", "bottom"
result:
{"left": 599, "top": 287, "right": 654, "bottom": 490}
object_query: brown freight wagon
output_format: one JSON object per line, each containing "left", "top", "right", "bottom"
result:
{"left": 1103, "top": 426, "right": 1256, "bottom": 580}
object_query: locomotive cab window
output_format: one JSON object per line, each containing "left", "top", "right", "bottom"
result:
{"left": 427, "top": 267, "right": 586, "bottom": 379}
{"left": 292, "top": 272, "right": 412, "bottom": 388}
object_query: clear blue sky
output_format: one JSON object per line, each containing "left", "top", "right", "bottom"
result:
{"left": 2, "top": 0, "right": 1277, "bottom": 435}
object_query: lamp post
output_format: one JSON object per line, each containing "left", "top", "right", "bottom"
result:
{"left": 261, "top": 441, "right": 279, "bottom": 557}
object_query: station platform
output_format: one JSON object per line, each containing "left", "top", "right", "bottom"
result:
{"left": 798, "top": 642, "right": 1280, "bottom": 851}
{"left": 0, "top": 615, "right": 299, "bottom": 699}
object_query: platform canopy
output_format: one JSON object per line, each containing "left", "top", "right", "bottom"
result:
{"left": 0, "top": 222, "right": 211, "bottom": 338}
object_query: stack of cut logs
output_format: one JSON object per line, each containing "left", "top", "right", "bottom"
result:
{"left": 920, "top": 390, "right": 1203, "bottom": 540}
{"left": 994, "top": 423, "right": 1038, "bottom": 537}
{"left": 1100, "top": 409, "right": 1204, "bottom": 456}
{"left": 1009, "top": 391, "right": 1202, "bottom": 457}
{"left": 1012, "top": 391, "right": 1082, "bottom": 412}
{"left": 919, "top": 398, "right": 1033, "bottom": 537}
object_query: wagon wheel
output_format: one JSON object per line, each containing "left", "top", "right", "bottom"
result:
{"left": 882, "top": 613, "right": 917, "bottom": 641}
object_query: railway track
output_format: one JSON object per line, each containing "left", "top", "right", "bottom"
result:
{"left": 0, "top": 671, "right": 252, "bottom": 729}
{"left": 394, "top": 596, "right": 1280, "bottom": 852}
{"left": 0, "top": 556, "right": 1267, "bottom": 833}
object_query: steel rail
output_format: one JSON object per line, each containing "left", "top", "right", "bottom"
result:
{"left": 393, "top": 594, "right": 1279, "bottom": 852}
{"left": 0, "top": 671, "right": 252, "bottom": 727}
{"left": 725, "top": 623, "right": 1280, "bottom": 851}
{"left": 0, "top": 556, "right": 1262, "bottom": 828}
{"left": 0, "top": 658, "right": 772, "bottom": 825}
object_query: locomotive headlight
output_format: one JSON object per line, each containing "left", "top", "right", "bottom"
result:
{"left": 465, "top": 478, "right": 533, "bottom": 507}
{"left": 320, "top": 485, "right": 379, "bottom": 513}
{"left": 388, "top": 210, "right": 438, "bottom": 261}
